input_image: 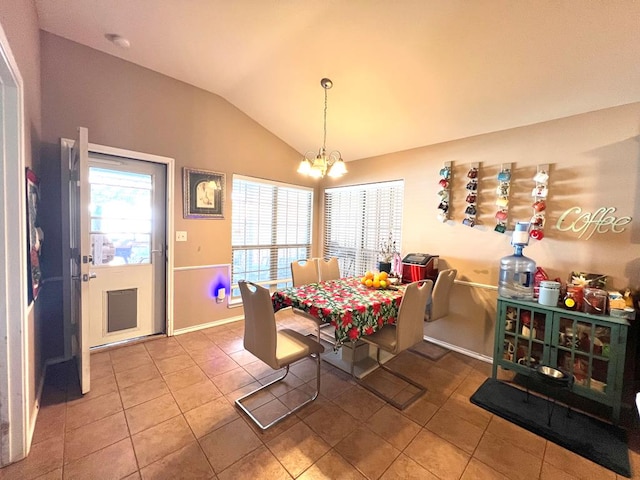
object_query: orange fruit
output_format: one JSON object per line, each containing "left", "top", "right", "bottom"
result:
{"left": 360, "top": 277, "right": 367, "bottom": 285}
{"left": 380, "top": 280, "right": 387, "bottom": 289}
{"left": 373, "top": 274, "right": 380, "bottom": 282}
{"left": 365, "top": 271, "right": 374, "bottom": 279}
{"left": 372, "top": 280, "right": 381, "bottom": 289}
{"left": 379, "top": 271, "right": 388, "bottom": 281}
{"left": 365, "top": 279, "right": 373, "bottom": 288}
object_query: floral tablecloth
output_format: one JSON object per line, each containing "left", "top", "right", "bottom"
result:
{"left": 272, "top": 278, "right": 406, "bottom": 345}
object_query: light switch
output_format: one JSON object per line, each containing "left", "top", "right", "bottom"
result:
{"left": 175, "top": 231, "right": 187, "bottom": 242}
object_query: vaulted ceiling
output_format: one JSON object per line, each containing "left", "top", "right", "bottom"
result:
{"left": 35, "top": 1, "right": 640, "bottom": 161}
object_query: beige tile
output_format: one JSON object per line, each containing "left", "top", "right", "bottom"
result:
{"left": 172, "top": 379, "right": 223, "bottom": 413}
{"left": 334, "top": 385, "right": 386, "bottom": 421}
{"left": 455, "top": 369, "right": 490, "bottom": 397}
{"left": 439, "top": 391, "right": 492, "bottom": 429}
{"left": 366, "top": 405, "right": 421, "bottom": 450}
{"left": 65, "top": 391, "right": 123, "bottom": 431}
{"left": 243, "top": 359, "right": 279, "bottom": 381}
{"left": 184, "top": 396, "right": 239, "bottom": 438}
{"left": 31, "top": 403, "right": 66, "bottom": 445}
{"left": 199, "top": 355, "right": 240, "bottom": 378}
{"left": 125, "top": 393, "right": 181, "bottom": 434}
{"left": 247, "top": 397, "right": 295, "bottom": 430}
{"left": 111, "top": 348, "right": 154, "bottom": 373}
{"left": 425, "top": 409, "right": 484, "bottom": 454}
{"left": 540, "top": 461, "right": 581, "bottom": 479}
{"left": 380, "top": 453, "right": 440, "bottom": 480}
{"left": 90, "top": 359, "right": 114, "bottom": 382}
{"left": 473, "top": 431, "right": 542, "bottom": 480}
{"left": 486, "top": 416, "right": 546, "bottom": 458}
{"left": 139, "top": 441, "right": 213, "bottom": 480}
{"left": 163, "top": 365, "right": 208, "bottom": 392}
{"left": 122, "top": 472, "right": 141, "bottom": 480}
{"left": 228, "top": 349, "right": 258, "bottom": 366}
{"left": 109, "top": 343, "right": 148, "bottom": 362}
{"left": 266, "top": 422, "right": 331, "bottom": 477}
{"left": 217, "top": 445, "right": 291, "bottom": 480}
{"left": 63, "top": 438, "right": 137, "bottom": 480}
{"left": 188, "top": 344, "right": 227, "bottom": 364}
{"left": 297, "top": 450, "right": 366, "bottom": 480}
{"left": 175, "top": 331, "right": 216, "bottom": 351}
{"left": 216, "top": 337, "right": 245, "bottom": 355}
{"left": 401, "top": 396, "right": 440, "bottom": 426}
{"left": 543, "top": 441, "right": 616, "bottom": 480}
{"left": 144, "top": 337, "right": 186, "bottom": 361}
{"left": 120, "top": 376, "right": 170, "bottom": 409}
{"left": 404, "top": 429, "right": 470, "bottom": 480}
{"left": 64, "top": 411, "right": 129, "bottom": 463}
{"left": 289, "top": 358, "right": 321, "bottom": 383}
{"left": 460, "top": 458, "right": 509, "bottom": 480}
{"left": 115, "top": 363, "right": 161, "bottom": 389}
{"left": 153, "top": 353, "right": 197, "bottom": 375}
{"left": 0, "top": 437, "right": 63, "bottom": 480}
{"left": 199, "top": 417, "right": 262, "bottom": 473}
{"left": 210, "top": 367, "right": 256, "bottom": 394}
{"left": 335, "top": 426, "right": 400, "bottom": 480}
{"left": 131, "top": 415, "right": 195, "bottom": 467}
{"left": 34, "top": 468, "right": 63, "bottom": 480}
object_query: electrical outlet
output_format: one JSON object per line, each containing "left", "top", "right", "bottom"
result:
{"left": 175, "top": 231, "right": 187, "bottom": 242}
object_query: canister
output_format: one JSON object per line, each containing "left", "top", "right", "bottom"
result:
{"left": 538, "top": 280, "right": 560, "bottom": 306}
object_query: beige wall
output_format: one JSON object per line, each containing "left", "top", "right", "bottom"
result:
{"left": 321, "top": 103, "right": 640, "bottom": 357}
{"left": 40, "top": 32, "right": 318, "bottom": 335}
{"left": 0, "top": 0, "right": 43, "bottom": 430}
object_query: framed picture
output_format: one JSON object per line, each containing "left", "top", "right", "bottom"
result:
{"left": 183, "top": 168, "right": 225, "bottom": 219}
{"left": 26, "top": 168, "right": 42, "bottom": 302}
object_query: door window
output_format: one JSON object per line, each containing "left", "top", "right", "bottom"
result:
{"left": 89, "top": 167, "right": 152, "bottom": 265}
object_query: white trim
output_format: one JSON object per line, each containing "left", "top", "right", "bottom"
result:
{"left": 422, "top": 336, "right": 493, "bottom": 364}
{"left": 0, "top": 22, "right": 29, "bottom": 466}
{"left": 173, "top": 315, "right": 244, "bottom": 336}
{"left": 173, "top": 263, "right": 230, "bottom": 271}
{"left": 454, "top": 279, "right": 498, "bottom": 291}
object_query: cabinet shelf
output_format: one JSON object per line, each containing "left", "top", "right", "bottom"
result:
{"left": 493, "top": 297, "right": 629, "bottom": 424}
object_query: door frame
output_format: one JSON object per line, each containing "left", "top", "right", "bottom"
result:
{"left": 61, "top": 140, "right": 175, "bottom": 362}
{"left": 0, "top": 23, "right": 29, "bottom": 466}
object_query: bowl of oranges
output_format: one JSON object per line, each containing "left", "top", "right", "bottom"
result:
{"left": 360, "top": 271, "right": 392, "bottom": 289}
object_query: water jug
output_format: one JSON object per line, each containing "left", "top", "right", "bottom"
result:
{"left": 498, "top": 245, "right": 536, "bottom": 300}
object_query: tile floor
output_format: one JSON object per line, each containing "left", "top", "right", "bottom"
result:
{"left": 1, "top": 310, "right": 639, "bottom": 480}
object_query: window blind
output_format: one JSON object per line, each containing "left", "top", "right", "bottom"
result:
{"left": 323, "top": 180, "right": 404, "bottom": 277}
{"left": 231, "top": 175, "right": 313, "bottom": 297}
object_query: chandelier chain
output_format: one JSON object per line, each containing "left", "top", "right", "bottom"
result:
{"left": 323, "top": 86, "right": 328, "bottom": 151}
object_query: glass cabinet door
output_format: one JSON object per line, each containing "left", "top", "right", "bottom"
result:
{"left": 501, "top": 304, "right": 548, "bottom": 368}
{"left": 554, "top": 315, "right": 611, "bottom": 395}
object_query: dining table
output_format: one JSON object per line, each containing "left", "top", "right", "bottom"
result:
{"left": 271, "top": 277, "right": 406, "bottom": 346}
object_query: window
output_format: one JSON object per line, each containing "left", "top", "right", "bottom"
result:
{"left": 323, "top": 180, "right": 404, "bottom": 277}
{"left": 231, "top": 175, "right": 313, "bottom": 299}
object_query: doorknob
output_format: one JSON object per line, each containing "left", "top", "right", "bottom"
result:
{"left": 82, "top": 272, "right": 97, "bottom": 282}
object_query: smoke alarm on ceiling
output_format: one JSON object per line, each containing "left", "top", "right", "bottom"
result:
{"left": 105, "top": 34, "right": 130, "bottom": 49}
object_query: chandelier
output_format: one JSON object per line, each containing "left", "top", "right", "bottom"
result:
{"left": 297, "top": 78, "right": 347, "bottom": 178}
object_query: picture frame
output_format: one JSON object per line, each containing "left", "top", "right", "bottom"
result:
{"left": 183, "top": 167, "right": 225, "bottom": 219}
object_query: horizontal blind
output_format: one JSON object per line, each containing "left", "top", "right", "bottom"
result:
{"left": 324, "top": 180, "right": 404, "bottom": 277}
{"left": 231, "top": 175, "right": 313, "bottom": 296}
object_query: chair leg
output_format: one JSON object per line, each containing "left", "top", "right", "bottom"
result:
{"left": 351, "top": 346, "right": 426, "bottom": 410}
{"left": 235, "top": 354, "right": 322, "bottom": 431}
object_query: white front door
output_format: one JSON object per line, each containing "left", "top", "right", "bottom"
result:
{"left": 87, "top": 155, "right": 167, "bottom": 347}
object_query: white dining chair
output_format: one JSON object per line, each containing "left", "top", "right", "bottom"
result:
{"left": 290, "top": 259, "right": 332, "bottom": 343}
{"left": 291, "top": 259, "right": 320, "bottom": 286}
{"left": 317, "top": 257, "right": 341, "bottom": 282}
{"left": 235, "top": 280, "right": 324, "bottom": 430}
{"left": 425, "top": 268, "right": 457, "bottom": 322}
{"left": 352, "top": 280, "right": 433, "bottom": 410}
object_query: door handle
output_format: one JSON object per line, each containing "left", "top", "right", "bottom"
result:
{"left": 82, "top": 272, "right": 97, "bottom": 282}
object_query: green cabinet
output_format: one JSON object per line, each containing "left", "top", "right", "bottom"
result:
{"left": 492, "top": 297, "right": 630, "bottom": 423}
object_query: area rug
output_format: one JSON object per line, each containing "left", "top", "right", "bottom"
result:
{"left": 470, "top": 378, "right": 631, "bottom": 477}
{"left": 409, "top": 340, "right": 450, "bottom": 361}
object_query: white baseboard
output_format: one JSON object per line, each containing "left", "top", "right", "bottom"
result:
{"left": 173, "top": 315, "right": 244, "bottom": 336}
{"left": 423, "top": 335, "right": 493, "bottom": 364}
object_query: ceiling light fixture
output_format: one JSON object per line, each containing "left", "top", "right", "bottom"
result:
{"left": 298, "top": 78, "right": 347, "bottom": 178}
{"left": 105, "top": 33, "right": 131, "bottom": 49}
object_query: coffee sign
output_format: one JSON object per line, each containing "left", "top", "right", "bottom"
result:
{"left": 555, "top": 206, "right": 632, "bottom": 240}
